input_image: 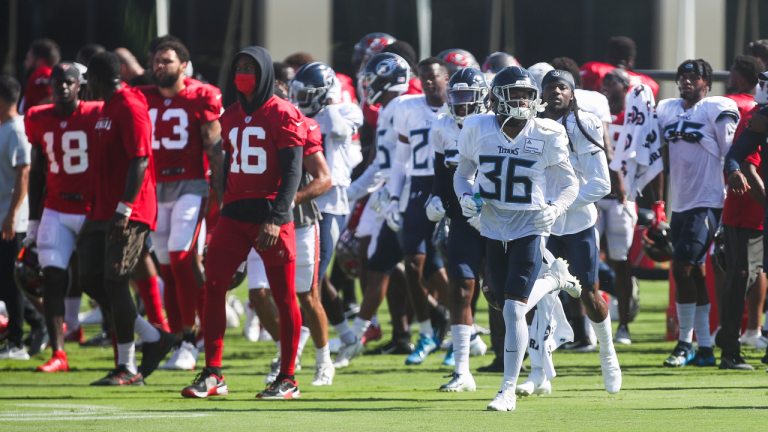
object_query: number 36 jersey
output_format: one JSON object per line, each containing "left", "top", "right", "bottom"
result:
{"left": 393, "top": 95, "right": 440, "bottom": 177}
{"left": 220, "top": 96, "right": 306, "bottom": 204}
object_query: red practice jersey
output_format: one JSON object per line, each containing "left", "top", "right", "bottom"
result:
{"left": 24, "top": 101, "right": 104, "bottom": 215}
{"left": 22, "top": 66, "right": 52, "bottom": 113}
{"left": 137, "top": 83, "right": 222, "bottom": 182}
{"left": 220, "top": 95, "right": 306, "bottom": 203}
{"left": 90, "top": 87, "right": 157, "bottom": 229}
{"left": 724, "top": 93, "right": 756, "bottom": 130}
{"left": 580, "top": 62, "right": 659, "bottom": 99}
{"left": 722, "top": 104, "right": 763, "bottom": 230}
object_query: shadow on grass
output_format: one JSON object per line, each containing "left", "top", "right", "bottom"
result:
{"left": 635, "top": 406, "right": 768, "bottom": 410}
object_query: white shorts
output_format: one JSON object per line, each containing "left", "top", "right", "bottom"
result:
{"left": 37, "top": 208, "right": 86, "bottom": 269}
{"left": 597, "top": 199, "right": 637, "bottom": 261}
{"left": 247, "top": 223, "right": 319, "bottom": 293}
{"left": 150, "top": 194, "right": 206, "bottom": 265}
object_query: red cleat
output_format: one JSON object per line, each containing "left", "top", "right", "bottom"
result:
{"left": 64, "top": 325, "right": 85, "bottom": 344}
{"left": 37, "top": 351, "right": 69, "bottom": 372}
{"left": 360, "top": 324, "right": 382, "bottom": 346}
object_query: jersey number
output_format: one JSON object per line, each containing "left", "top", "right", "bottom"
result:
{"left": 376, "top": 129, "right": 391, "bottom": 169}
{"left": 478, "top": 155, "right": 535, "bottom": 204}
{"left": 149, "top": 108, "right": 189, "bottom": 150}
{"left": 228, "top": 126, "right": 267, "bottom": 174}
{"left": 43, "top": 131, "right": 88, "bottom": 174}
{"left": 410, "top": 128, "right": 430, "bottom": 169}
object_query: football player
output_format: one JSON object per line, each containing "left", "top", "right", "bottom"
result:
{"left": 453, "top": 66, "right": 581, "bottom": 412}
{"left": 437, "top": 49, "right": 481, "bottom": 77}
{"left": 21, "top": 39, "right": 60, "bottom": 113}
{"left": 182, "top": 47, "right": 304, "bottom": 399}
{"left": 579, "top": 36, "right": 659, "bottom": 99}
{"left": 658, "top": 59, "right": 739, "bottom": 368}
{"left": 137, "top": 40, "right": 223, "bottom": 371}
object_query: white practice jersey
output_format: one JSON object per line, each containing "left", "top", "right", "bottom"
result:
{"left": 456, "top": 114, "right": 577, "bottom": 241}
{"left": 548, "top": 110, "right": 611, "bottom": 236}
{"left": 393, "top": 95, "right": 440, "bottom": 177}
{"left": 656, "top": 96, "right": 739, "bottom": 212}
{"left": 574, "top": 89, "right": 612, "bottom": 124}
{"left": 430, "top": 111, "right": 463, "bottom": 166}
{"left": 376, "top": 96, "right": 414, "bottom": 178}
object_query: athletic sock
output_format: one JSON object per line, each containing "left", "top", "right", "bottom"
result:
{"left": 452, "top": 324, "right": 472, "bottom": 375}
{"left": 418, "top": 320, "right": 433, "bottom": 337}
{"left": 297, "top": 326, "right": 311, "bottom": 357}
{"left": 352, "top": 317, "right": 371, "bottom": 339}
{"left": 333, "top": 321, "right": 356, "bottom": 345}
{"left": 135, "top": 276, "right": 166, "bottom": 329}
{"left": 207, "top": 366, "right": 222, "bottom": 377}
{"left": 525, "top": 275, "right": 558, "bottom": 313}
{"left": 134, "top": 315, "right": 161, "bottom": 343}
{"left": 589, "top": 316, "right": 614, "bottom": 353}
{"left": 117, "top": 342, "right": 137, "bottom": 374}
{"left": 694, "top": 304, "right": 712, "bottom": 348}
{"left": 182, "top": 330, "right": 196, "bottom": 345}
{"left": 502, "top": 300, "right": 528, "bottom": 387}
{"left": 170, "top": 250, "right": 200, "bottom": 328}
{"left": 676, "top": 302, "right": 696, "bottom": 344}
{"left": 64, "top": 297, "right": 82, "bottom": 330}
{"left": 316, "top": 344, "right": 332, "bottom": 365}
{"left": 371, "top": 315, "right": 379, "bottom": 327}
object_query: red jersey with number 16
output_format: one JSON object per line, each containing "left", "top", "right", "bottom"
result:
{"left": 24, "top": 101, "right": 104, "bottom": 215}
{"left": 220, "top": 95, "right": 306, "bottom": 203}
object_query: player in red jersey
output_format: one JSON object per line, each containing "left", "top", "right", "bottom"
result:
{"left": 137, "top": 40, "right": 224, "bottom": 371}
{"left": 21, "top": 39, "right": 60, "bottom": 114}
{"left": 25, "top": 63, "right": 104, "bottom": 372}
{"left": 724, "top": 55, "right": 763, "bottom": 120}
{"left": 580, "top": 36, "right": 659, "bottom": 99}
{"left": 79, "top": 52, "right": 175, "bottom": 386}
{"left": 181, "top": 47, "right": 305, "bottom": 399}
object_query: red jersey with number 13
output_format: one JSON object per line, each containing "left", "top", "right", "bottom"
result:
{"left": 220, "top": 95, "right": 306, "bottom": 203}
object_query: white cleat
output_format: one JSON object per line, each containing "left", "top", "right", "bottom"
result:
{"left": 487, "top": 383, "right": 516, "bottom": 411}
{"left": 159, "top": 341, "right": 199, "bottom": 370}
{"left": 439, "top": 372, "right": 476, "bottom": 392}
{"left": 228, "top": 294, "right": 245, "bottom": 317}
{"left": 158, "top": 346, "right": 180, "bottom": 370}
{"left": 242, "top": 300, "right": 261, "bottom": 342}
{"left": 328, "top": 337, "right": 341, "bottom": 354}
{"left": 258, "top": 328, "right": 273, "bottom": 342}
{"left": 549, "top": 258, "right": 581, "bottom": 298}
{"left": 740, "top": 330, "right": 768, "bottom": 350}
{"left": 311, "top": 362, "right": 335, "bottom": 386}
{"left": 333, "top": 339, "right": 364, "bottom": 368}
{"left": 516, "top": 378, "right": 551, "bottom": 396}
{"left": 469, "top": 335, "right": 487, "bottom": 357}
{"left": 78, "top": 307, "right": 103, "bottom": 325}
{"left": 600, "top": 346, "right": 622, "bottom": 394}
{"left": 225, "top": 300, "right": 240, "bottom": 328}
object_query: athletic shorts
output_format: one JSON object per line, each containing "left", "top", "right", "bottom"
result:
{"left": 547, "top": 225, "right": 600, "bottom": 287}
{"left": 596, "top": 198, "right": 637, "bottom": 261}
{"left": 402, "top": 176, "right": 438, "bottom": 257}
{"left": 37, "top": 208, "right": 86, "bottom": 270}
{"left": 670, "top": 207, "right": 722, "bottom": 265}
{"left": 247, "top": 223, "right": 319, "bottom": 293}
{"left": 367, "top": 220, "right": 404, "bottom": 275}
{"left": 150, "top": 193, "right": 207, "bottom": 265}
{"left": 446, "top": 216, "right": 485, "bottom": 280}
{"left": 365, "top": 210, "right": 387, "bottom": 259}
{"left": 76, "top": 218, "right": 150, "bottom": 284}
{"left": 486, "top": 235, "right": 543, "bottom": 300}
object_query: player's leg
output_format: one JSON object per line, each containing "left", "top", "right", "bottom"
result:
{"left": 151, "top": 201, "right": 181, "bottom": 336}
{"left": 548, "top": 234, "right": 591, "bottom": 350}
{"left": 602, "top": 199, "right": 636, "bottom": 344}
{"left": 742, "top": 273, "right": 767, "bottom": 348}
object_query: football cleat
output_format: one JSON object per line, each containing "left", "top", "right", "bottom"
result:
{"left": 225, "top": 298, "right": 240, "bottom": 328}
{"left": 181, "top": 368, "right": 228, "bottom": 398}
{"left": 311, "top": 362, "right": 335, "bottom": 386}
{"left": 37, "top": 350, "right": 69, "bottom": 372}
{"left": 258, "top": 327, "right": 273, "bottom": 342}
{"left": 719, "top": 351, "right": 754, "bottom": 370}
{"left": 139, "top": 329, "right": 177, "bottom": 378}
{"left": 600, "top": 345, "right": 622, "bottom": 394}
{"left": 257, "top": 378, "right": 300, "bottom": 399}
{"left": 549, "top": 258, "right": 581, "bottom": 298}
{"left": 78, "top": 306, "right": 103, "bottom": 325}
{"left": 0, "top": 341, "right": 30, "bottom": 360}
{"left": 158, "top": 346, "right": 180, "bottom": 370}
{"left": 80, "top": 331, "right": 111, "bottom": 347}
{"left": 473, "top": 323, "right": 491, "bottom": 336}
{"left": 405, "top": 333, "right": 438, "bottom": 365}
{"left": 689, "top": 347, "right": 716, "bottom": 367}
{"left": 487, "top": 382, "right": 516, "bottom": 411}
{"left": 333, "top": 339, "right": 364, "bottom": 368}
{"left": 242, "top": 300, "right": 261, "bottom": 342}
{"left": 229, "top": 295, "right": 245, "bottom": 317}
{"left": 64, "top": 325, "right": 85, "bottom": 344}
{"left": 615, "top": 325, "right": 631, "bottom": 345}
{"left": 740, "top": 330, "right": 768, "bottom": 351}
{"left": 663, "top": 342, "right": 695, "bottom": 367}
{"left": 469, "top": 334, "right": 488, "bottom": 357}
{"left": 563, "top": 338, "right": 597, "bottom": 352}
{"left": 516, "top": 378, "right": 552, "bottom": 397}
{"left": 360, "top": 323, "right": 382, "bottom": 346}
{"left": 328, "top": 337, "right": 342, "bottom": 354}
{"left": 265, "top": 358, "right": 281, "bottom": 385}
{"left": 90, "top": 365, "right": 145, "bottom": 386}
{"left": 442, "top": 346, "right": 455, "bottom": 367}
{"left": 365, "top": 339, "right": 414, "bottom": 355}
{"left": 476, "top": 355, "right": 505, "bottom": 373}
{"left": 439, "top": 372, "right": 476, "bottom": 392}
{"left": 159, "top": 341, "right": 198, "bottom": 371}
{"left": 25, "top": 327, "right": 49, "bottom": 356}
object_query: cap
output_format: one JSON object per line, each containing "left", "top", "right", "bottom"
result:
{"left": 50, "top": 62, "right": 81, "bottom": 83}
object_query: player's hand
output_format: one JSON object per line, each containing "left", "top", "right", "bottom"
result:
{"left": 534, "top": 205, "right": 560, "bottom": 230}
{"left": 385, "top": 199, "right": 401, "bottom": 232}
{"left": 468, "top": 215, "right": 482, "bottom": 232}
{"left": 257, "top": 222, "right": 280, "bottom": 251}
{"left": 108, "top": 213, "right": 129, "bottom": 244}
{"left": 1, "top": 213, "right": 16, "bottom": 242}
{"left": 425, "top": 196, "right": 445, "bottom": 222}
{"left": 459, "top": 194, "right": 482, "bottom": 218}
{"left": 615, "top": 187, "right": 627, "bottom": 205}
{"left": 22, "top": 220, "right": 39, "bottom": 248}
{"left": 369, "top": 187, "right": 390, "bottom": 213}
{"left": 727, "top": 170, "right": 751, "bottom": 196}
{"left": 748, "top": 113, "right": 768, "bottom": 133}
{"left": 650, "top": 200, "right": 667, "bottom": 229}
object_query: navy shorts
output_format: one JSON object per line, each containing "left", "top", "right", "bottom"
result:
{"left": 670, "top": 207, "right": 722, "bottom": 265}
{"left": 367, "top": 221, "right": 403, "bottom": 275}
{"left": 318, "top": 213, "right": 345, "bottom": 278}
{"left": 447, "top": 216, "right": 485, "bottom": 280}
{"left": 402, "top": 176, "right": 438, "bottom": 256}
{"left": 547, "top": 225, "right": 600, "bottom": 287}
{"left": 486, "top": 235, "right": 542, "bottom": 301}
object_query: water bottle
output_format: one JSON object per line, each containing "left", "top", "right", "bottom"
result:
{"left": 472, "top": 192, "right": 484, "bottom": 214}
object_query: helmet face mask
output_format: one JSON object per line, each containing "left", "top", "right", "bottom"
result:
{"left": 489, "top": 66, "right": 544, "bottom": 123}
{"left": 446, "top": 67, "right": 489, "bottom": 125}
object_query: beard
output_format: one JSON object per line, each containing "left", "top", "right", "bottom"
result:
{"left": 154, "top": 69, "right": 182, "bottom": 88}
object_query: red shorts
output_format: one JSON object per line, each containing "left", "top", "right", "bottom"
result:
{"left": 208, "top": 216, "right": 296, "bottom": 266}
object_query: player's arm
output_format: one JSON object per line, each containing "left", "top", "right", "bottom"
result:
{"left": 109, "top": 156, "right": 148, "bottom": 244}
{"left": 603, "top": 122, "right": 626, "bottom": 203}
{"left": 329, "top": 103, "right": 364, "bottom": 138}
{"left": 347, "top": 159, "right": 383, "bottom": 202}
{"left": 386, "top": 134, "right": 411, "bottom": 200}
{"left": 742, "top": 160, "right": 765, "bottom": 207}
{"left": 257, "top": 145, "right": 303, "bottom": 250}
{"left": 2, "top": 164, "right": 30, "bottom": 241}
{"left": 725, "top": 129, "right": 762, "bottom": 195}
{"left": 571, "top": 149, "right": 611, "bottom": 208}
{"left": 201, "top": 119, "right": 224, "bottom": 210}
{"left": 295, "top": 151, "right": 332, "bottom": 205}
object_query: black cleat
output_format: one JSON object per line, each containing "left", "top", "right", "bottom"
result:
{"left": 25, "top": 327, "right": 49, "bottom": 356}
{"left": 80, "top": 331, "right": 112, "bottom": 347}
{"left": 719, "top": 352, "right": 754, "bottom": 370}
{"left": 90, "top": 364, "right": 145, "bottom": 386}
{"left": 140, "top": 329, "right": 176, "bottom": 378}
{"left": 181, "top": 368, "right": 228, "bottom": 398}
{"left": 256, "top": 377, "right": 300, "bottom": 399}
{"left": 477, "top": 355, "right": 505, "bottom": 373}
{"left": 365, "top": 339, "right": 415, "bottom": 355}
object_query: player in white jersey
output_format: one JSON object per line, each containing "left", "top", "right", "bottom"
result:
{"left": 454, "top": 66, "right": 581, "bottom": 411}
{"left": 533, "top": 69, "right": 620, "bottom": 395}
{"left": 384, "top": 57, "right": 451, "bottom": 365}
{"left": 657, "top": 59, "right": 739, "bottom": 368}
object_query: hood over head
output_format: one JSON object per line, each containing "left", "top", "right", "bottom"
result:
{"left": 232, "top": 46, "right": 275, "bottom": 114}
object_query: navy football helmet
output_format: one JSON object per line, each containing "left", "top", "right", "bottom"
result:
{"left": 289, "top": 62, "right": 336, "bottom": 116}
{"left": 446, "top": 67, "right": 489, "bottom": 125}
{"left": 437, "top": 49, "right": 480, "bottom": 76}
{"left": 482, "top": 52, "right": 520, "bottom": 74}
{"left": 353, "top": 33, "right": 397, "bottom": 65}
{"left": 489, "top": 66, "right": 543, "bottom": 121}
{"left": 361, "top": 53, "right": 410, "bottom": 105}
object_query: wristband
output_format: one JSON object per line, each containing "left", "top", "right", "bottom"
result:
{"left": 115, "top": 201, "right": 133, "bottom": 218}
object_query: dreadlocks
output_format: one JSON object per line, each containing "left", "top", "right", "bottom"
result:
{"left": 560, "top": 96, "right": 606, "bottom": 153}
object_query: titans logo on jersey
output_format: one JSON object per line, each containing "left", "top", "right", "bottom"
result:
{"left": 393, "top": 95, "right": 439, "bottom": 177}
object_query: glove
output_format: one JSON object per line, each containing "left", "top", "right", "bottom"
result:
{"left": 534, "top": 205, "right": 561, "bottom": 230}
{"left": 651, "top": 201, "right": 666, "bottom": 228}
{"left": 369, "top": 187, "right": 390, "bottom": 213}
{"left": 468, "top": 216, "right": 482, "bottom": 232}
{"left": 385, "top": 200, "right": 402, "bottom": 232}
{"left": 460, "top": 194, "right": 483, "bottom": 218}
{"left": 23, "top": 220, "right": 39, "bottom": 247}
{"left": 425, "top": 196, "right": 446, "bottom": 222}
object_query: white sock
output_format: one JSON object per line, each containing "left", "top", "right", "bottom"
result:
{"left": 502, "top": 300, "right": 528, "bottom": 387}
{"left": 452, "top": 324, "right": 472, "bottom": 375}
{"left": 117, "top": 342, "right": 137, "bottom": 374}
{"left": 694, "top": 304, "right": 712, "bottom": 348}
{"left": 525, "top": 276, "right": 558, "bottom": 313}
{"left": 316, "top": 344, "right": 332, "bottom": 365}
{"left": 352, "top": 317, "right": 371, "bottom": 339}
{"left": 297, "top": 326, "right": 311, "bottom": 357}
{"left": 134, "top": 315, "right": 160, "bottom": 343}
{"left": 64, "top": 297, "right": 81, "bottom": 329}
{"left": 418, "top": 320, "right": 433, "bottom": 337}
{"left": 371, "top": 315, "right": 379, "bottom": 327}
{"left": 589, "top": 316, "right": 615, "bottom": 353}
{"left": 470, "top": 323, "right": 477, "bottom": 336}
{"left": 333, "top": 321, "right": 356, "bottom": 345}
{"left": 676, "top": 302, "right": 696, "bottom": 344}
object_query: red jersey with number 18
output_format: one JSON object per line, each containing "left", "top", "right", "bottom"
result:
{"left": 220, "top": 95, "right": 306, "bottom": 203}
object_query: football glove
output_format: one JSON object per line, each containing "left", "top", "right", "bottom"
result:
{"left": 23, "top": 220, "right": 39, "bottom": 248}
{"left": 369, "top": 187, "right": 390, "bottom": 213}
{"left": 651, "top": 201, "right": 666, "bottom": 229}
{"left": 534, "top": 204, "right": 561, "bottom": 230}
{"left": 385, "top": 200, "right": 402, "bottom": 232}
{"left": 460, "top": 194, "right": 483, "bottom": 218}
{"left": 468, "top": 215, "right": 482, "bottom": 232}
{"left": 425, "top": 196, "right": 446, "bottom": 222}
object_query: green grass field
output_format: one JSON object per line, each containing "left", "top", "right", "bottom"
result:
{"left": 1, "top": 279, "right": 767, "bottom": 431}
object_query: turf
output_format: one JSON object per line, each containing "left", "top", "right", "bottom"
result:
{"left": 1, "top": 279, "right": 766, "bottom": 431}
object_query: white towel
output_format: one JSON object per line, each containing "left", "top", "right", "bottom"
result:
{"left": 609, "top": 84, "right": 663, "bottom": 201}
{"left": 528, "top": 292, "right": 573, "bottom": 380}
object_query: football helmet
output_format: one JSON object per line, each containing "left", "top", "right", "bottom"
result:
{"left": 489, "top": 66, "right": 544, "bottom": 122}
{"left": 481, "top": 283, "right": 501, "bottom": 311}
{"left": 361, "top": 53, "right": 410, "bottom": 105}
{"left": 437, "top": 49, "right": 480, "bottom": 76}
{"left": 482, "top": 52, "right": 520, "bottom": 74}
{"left": 446, "top": 67, "right": 489, "bottom": 125}
{"left": 15, "top": 246, "right": 44, "bottom": 298}
{"left": 353, "top": 33, "right": 397, "bottom": 65}
{"left": 431, "top": 217, "right": 450, "bottom": 263}
{"left": 336, "top": 228, "right": 361, "bottom": 278}
{"left": 289, "top": 62, "right": 336, "bottom": 116}
{"left": 641, "top": 221, "right": 674, "bottom": 262}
